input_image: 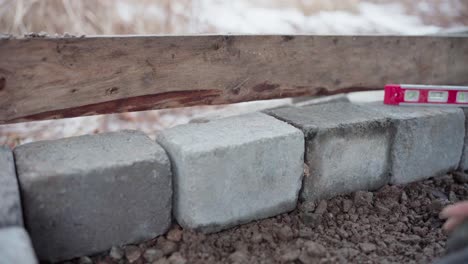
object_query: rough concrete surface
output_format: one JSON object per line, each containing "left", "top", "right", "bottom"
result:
{"left": 157, "top": 112, "right": 304, "bottom": 233}
{"left": 363, "top": 103, "right": 464, "bottom": 184}
{"left": 14, "top": 130, "right": 172, "bottom": 262}
{"left": 267, "top": 102, "right": 392, "bottom": 201}
{"left": 458, "top": 108, "right": 468, "bottom": 171}
{"left": 0, "top": 146, "right": 23, "bottom": 227}
{"left": 0, "top": 227, "right": 37, "bottom": 264}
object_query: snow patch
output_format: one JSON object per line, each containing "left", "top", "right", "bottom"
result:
{"left": 194, "top": 0, "right": 441, "bottom": 34}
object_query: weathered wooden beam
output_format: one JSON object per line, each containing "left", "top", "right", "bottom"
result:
{"left": 0, "top": 35, "right": 467, "bottom": 124}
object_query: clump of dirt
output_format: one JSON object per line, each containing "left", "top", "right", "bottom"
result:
{"left": 74, "top": 174, "right": 468, "bottom": 264}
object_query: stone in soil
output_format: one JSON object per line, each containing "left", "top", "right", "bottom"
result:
{"left": 277, "top": 226, "right": 294, "bottom": 241}
{"left": 359, "top": 242, "right": 377, "bottom": 253}
{"left": 168, "top": 252, "right": 187, "bottom": 264}
{"left": 143, "top": 248, "right": 164, "bottom": 262}
{"left": 167, "top": 227, "right": 183, "bottom": 242}
{"left": 299, "top": 201, "right": 316, "bottom": 213}
{"left": 78, "top": 256, "right": 92, "bottom": 264}
{"left": 124, "top": 245, "right": 141, "bottom": 263}
{"left": 353, "top": 191, "right": 374, "bottom": 206}
{"left": 280, "top": 248, "right": 300, "bottom": 262}
{"left": 342, "top": 199, "right": 352, "bottom": 212}
{"left": 304, "top": 241, "right": 326, "bottom": 257}
{"left": 109, "top": 246, "right": 123, "bottom": 260}
{"left": 228, "top": 251, "right": 248, "bottom": 263}
{"left": 314, "top": 200, "right": 328, "bottom": 215}
{"left": 158, "top": 238, "right": 178, "bottom": 256}
{"left": 154, "top": 257, "right": 171, "bottom": 264}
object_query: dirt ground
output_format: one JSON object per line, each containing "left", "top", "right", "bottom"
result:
{"left": 65, "top": 173, "right": 468, "bottom": 264}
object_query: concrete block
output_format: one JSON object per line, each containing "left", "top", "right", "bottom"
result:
{"left": 459, "top": 108, "right": 468, "bottom": 171}
{"left": 267, "top": 102, "right": 392, "bottom": 201}
{"left": 0, "top": 227, "right": 37, "bottom": 264}
{"left": 157, "top": 113, "right": 304, "bottom": 233}
{"left": 0, "top": 146, "right": 23, "bottom": 227}
{"left": 363, "top": 103, "right": 464, "bottom": 184}
{"left": 14, "top": 130, "right": 172, "bottom": 262}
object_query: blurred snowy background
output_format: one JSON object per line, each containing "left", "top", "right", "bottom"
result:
{"left": 0, "top": 0, "right": 467, "bottom": 146}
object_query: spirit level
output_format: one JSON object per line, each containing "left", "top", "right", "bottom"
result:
{"left": 384, "top": 84, "right": 468, "bottom": 106}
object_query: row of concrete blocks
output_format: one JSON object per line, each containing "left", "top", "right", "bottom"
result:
{"left": 1, "top": 101, "right": 468, "bottom": 262}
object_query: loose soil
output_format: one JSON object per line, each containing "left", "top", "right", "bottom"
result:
{"left": 66, "top": 174, "right": 468, "bottom": 264}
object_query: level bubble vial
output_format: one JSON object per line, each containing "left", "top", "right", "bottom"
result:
{"left": 428, "top": 91, "right": 448, "bottom": 103}
{"left": 457, "top": 92, "right": 468, "bottom": 103}
{"left": 404, "top": 90, "right": 420, "bottom": 102}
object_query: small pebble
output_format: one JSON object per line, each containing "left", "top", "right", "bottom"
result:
{"left": 125, "top": 245, "right": 141, "bottom": 263}
{"left": 159, "top": 239, "right": 178, "bottom": 255}
{"left": 78, "top": 256, "right": 93, "bottom": 264}
{"left": 301, "top": 201, "right": 316, "bottom": 213}
{"left": 304, "top": 241, "right": 326, "bottom": 257}
{"left": 109, "top": 246, "right": 123, "bottom": 260}
{"left": 359, "top": 242, "right": 377, "bottom": 253}
{"left": 354, "top": 191, "right": 374, "bottom": 206}
{"left": 302, "top": 212, "right": 322, "bottom": 226}
{"left": 154, "top": 257, "right": 171, "bottom": 264}
{"left": 167, "top": 228, "right": 183, "bottom": 242}
{"left": 449, "top": 191, "right": 458, "bottom": 202}
{"left": 401, "top": 191, "right": 408, "bottom": 202}
{"left": 299, "top": 227, "right": 313, "bottom": 238}
{"left": 342, "top": 199, "right": 352, "bottom": 212}
{"left": 376, "top": 204, "right": 391, "bottom": 215}
{"left": 143, "top": 248, "right": 164, "bottom": 262}
{"left": 251, "top": 233, "right": 263, "bottom": 243}
{"left": 430, "top": 189, "right": 448, "bottom": 200}
{"left": 229, "top": 251, "right": 248, "bottom": 263}
{"left": 429, "top": 200, "right": 444, "bottom": 211}
{"left": 168, "top": 252, "right": 187, "bottom": 264}
{"left": 277, "top": 226, "right": 293, "bottom": 241}
{"left": 338, "top": 247, "right": 359, "bottom": 258}
{"left": 280, "top": 249, "right": 300, "bottom": 262}
{"left": 314, "top": 200, "right": 328, "bottom": 215}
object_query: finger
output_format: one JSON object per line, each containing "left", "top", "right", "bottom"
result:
{"left": 443, "top": 217, "right": 465, "bottom": 232}
{"left": 440, "top": 201, "right": 468, "bottom": 219}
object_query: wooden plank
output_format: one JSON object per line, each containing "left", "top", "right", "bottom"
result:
{"left": 0, "top": 35, "right": 467, "bottom": 124}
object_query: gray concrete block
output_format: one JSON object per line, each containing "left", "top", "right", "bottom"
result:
{"left": 267, "top": 102, "right": 392, "bottom": 201}
{"left": 363, "top": 103, "right": 464, "bottom": 184}
{"left": 0, "top": 146, "right": 23, "bottom": 227}
{"left": 157, "top": 112, "right": 304, "bottom": 233}
{"left": 0, "top": 227, "right": 37, "bottom": 264}
{"left": 459, "top": 108, "right": 468, "bottom": 171}
{"left": 14, "top": 130, "right": 172, "bottom": 262}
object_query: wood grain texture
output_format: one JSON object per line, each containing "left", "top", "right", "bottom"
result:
{"left": 0, "top": 35, "right": 467, "bottom": 124}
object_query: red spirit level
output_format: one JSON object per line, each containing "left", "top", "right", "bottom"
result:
{"left": 384, "top": 84, "right": 468, "bottom": 107}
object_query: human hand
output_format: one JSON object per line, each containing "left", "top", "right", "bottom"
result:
{"left": 440, "top": 201, "right": 468, "bottom": 232}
